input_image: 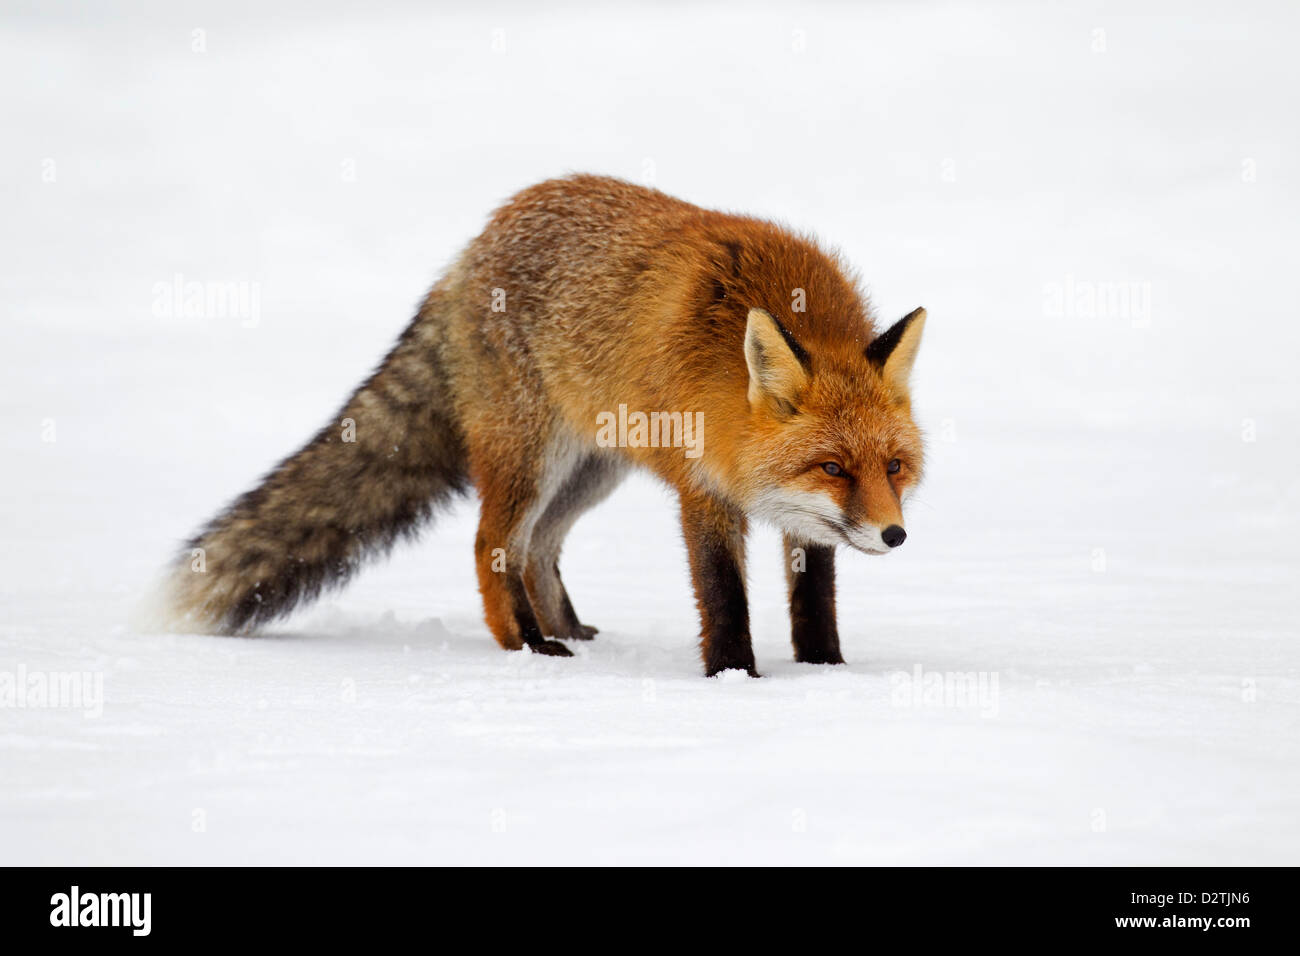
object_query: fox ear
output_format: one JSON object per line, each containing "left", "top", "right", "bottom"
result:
{"left": 745, "top": 308, "right": 809, "bottom": 414}
{"left": 866, "top": 307, "right": 926, "bottom": 391}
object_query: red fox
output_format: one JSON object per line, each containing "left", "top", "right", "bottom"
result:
{"left": 162, "top": 175, "right": 926, "bottom": 676}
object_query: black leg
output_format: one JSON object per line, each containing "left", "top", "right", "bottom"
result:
{"left": 784, "top": 536, "right": 843, "bottom": 664}
{"left": 681, "top": 491, "right": 756, "bottom": 677}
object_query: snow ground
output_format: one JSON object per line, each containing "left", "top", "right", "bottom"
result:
{"left": 2, "top": 1, "right": 1298, "bottom": 864}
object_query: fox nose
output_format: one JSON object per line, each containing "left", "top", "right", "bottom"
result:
{"left": 881, "top": 525, "right": 907, "bottom": 548}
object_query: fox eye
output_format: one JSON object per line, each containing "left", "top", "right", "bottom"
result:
{"left": 887, "top": 458, "right": 902, "bottom": 475}
{"left": 821, "top": 462, "right": 845, "bottom": 477}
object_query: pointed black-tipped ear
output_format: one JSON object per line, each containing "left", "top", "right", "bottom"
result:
{"left": 866, "top": 307, "right": 926, "bottom": 390}
{"left": 745, "top": 307, "right": 809, "bottom": 414}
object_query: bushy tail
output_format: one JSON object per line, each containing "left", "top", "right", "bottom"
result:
{"left": 160, "top": 292, "right": 469, "bottom": 633}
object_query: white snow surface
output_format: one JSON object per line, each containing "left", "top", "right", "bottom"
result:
{"left": 2, "top": 1, "right": 1298, "bottom": 864}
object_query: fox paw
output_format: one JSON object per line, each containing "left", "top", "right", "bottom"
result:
{"left": 565, "top": 623, "right": 598, "bottom": 641}
{"left": 705, "top": 661, "right": 761, "bottom": 679}
{"left": 795, "top": 649, "right": 845, "bottom": 665}
{"left": 528, "top": 639, "right": 574, "bottom": 658}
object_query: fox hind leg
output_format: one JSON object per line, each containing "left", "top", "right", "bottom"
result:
{"left": 471, "top": 431, "right": 583, "bottom": 658}
{"left": 523, "top": 454, "right": 625, "bottom": 641}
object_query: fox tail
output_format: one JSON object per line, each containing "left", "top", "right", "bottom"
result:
{"left": 156, "top": 288, "right": 469, "bottom": 633}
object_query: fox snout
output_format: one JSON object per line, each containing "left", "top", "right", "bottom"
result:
{"left": 840, "top": 521, "right": 907, "bottom": 555}
{"left": 840, "top": 476, "right": 910, "bottom": 554}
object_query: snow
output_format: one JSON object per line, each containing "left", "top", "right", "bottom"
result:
{"left": 2, "top": 1, "right": 1298, "bottom": 864}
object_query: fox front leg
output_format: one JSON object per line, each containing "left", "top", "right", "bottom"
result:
{"left": 680, "top": 491, "right": 757, "bottom": 677}
{"left": 783, "top": 536, "right": 843, "bottom": 665}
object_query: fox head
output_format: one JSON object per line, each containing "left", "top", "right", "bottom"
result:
{"left": 740, "top": 306, "right": 926, "bottom": 554}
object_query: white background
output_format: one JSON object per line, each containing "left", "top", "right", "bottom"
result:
{"left": 2, "top": 1, "right": 1297, "bottom": 863}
